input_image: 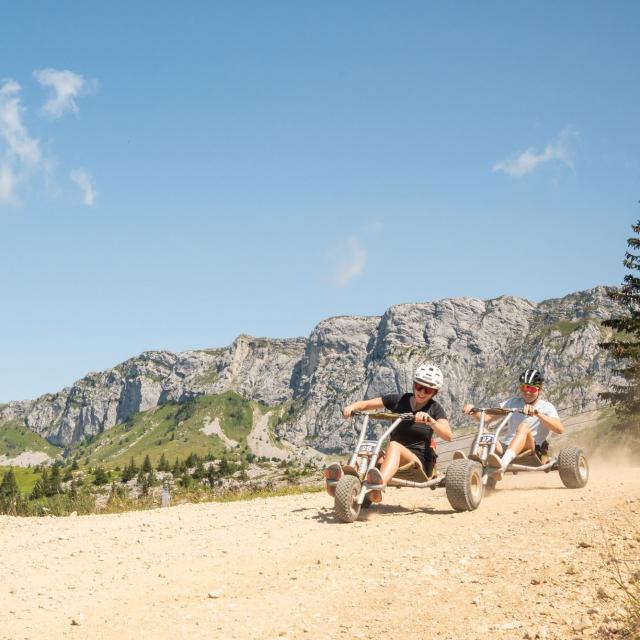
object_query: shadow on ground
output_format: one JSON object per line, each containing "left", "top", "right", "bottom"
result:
{"left": 313, "top": 503, "right": 457, "bottom": 524}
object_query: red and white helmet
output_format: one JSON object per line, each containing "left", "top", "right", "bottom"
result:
{"left": 413, "top": 363, "right": 444, "bottom": 390}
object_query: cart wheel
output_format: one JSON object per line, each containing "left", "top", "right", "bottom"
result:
{"left": 334, "top": 475, "right": 362, "bottom": 522}
{"left": 558, "top": 447, "right": 589, "bottom": 488}
{"left": 486, "top": 476, "right": 498, "bottom": 491}
{"left": 445, "top": 459, "right": 483, "bottom": 511}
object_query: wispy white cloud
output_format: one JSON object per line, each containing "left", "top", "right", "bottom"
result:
{"left": 0, "top": 72, "right": 98, "bottom": 207}
{"left": 70, "top": 168, "right": 96, "bottom": 206}
{"left": 33, "top": 68, "right": 89, "bottom": 119}
{"left": 492, "top": 127, "right": 578, "bottom": 177}
{"left": 0, "top": 163, "right": 17, "bottom": 204}
{"left": 329, "top": 236, "right": 367, "bottom": 287}
{"left": 0, "top": 79, "right": 42, "bottom": 204}
{"left": 0, "top": 79, "right": 41, "bottom": 167}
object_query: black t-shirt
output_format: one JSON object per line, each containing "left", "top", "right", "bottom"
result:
{"left": 381, "top": 393, "right": 447, "bottom": 454}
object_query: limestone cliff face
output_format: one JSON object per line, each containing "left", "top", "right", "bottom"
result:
{"left": 0, "top": 286, "right": 620, "bottom": 451}
{"left": 1, "top": 337, "right": 306, "bottom": 447}
{"left": 282, "top": 287, "right": 619, "bottom": 452}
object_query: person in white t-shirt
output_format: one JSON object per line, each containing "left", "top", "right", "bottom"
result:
{"left": 462, "top": 369, "right": 564, "bottom": 476}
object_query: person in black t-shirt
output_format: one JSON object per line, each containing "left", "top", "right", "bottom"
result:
{"left": 342, "top": 363, "right": 452, "bottom": 502}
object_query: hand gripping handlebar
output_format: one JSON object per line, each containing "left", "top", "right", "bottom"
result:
{"left": 467, "top": 407, "right": 538, "bottom": 416}
{"left": 352, "top": 410, "right": 415, "bottom": 421}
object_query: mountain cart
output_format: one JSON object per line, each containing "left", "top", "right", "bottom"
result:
{"left": 447, "top": 407, "right": 589, "bottom": 511}
{"left": 324, "top": 411, "right": 445, "bottom": 523}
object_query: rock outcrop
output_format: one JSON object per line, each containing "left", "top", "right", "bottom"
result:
{"left": 0, "top": 286, "right": 620, "bottom": 453}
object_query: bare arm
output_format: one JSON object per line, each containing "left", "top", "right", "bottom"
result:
{"left": 342, "top": 397, "right": 385, "bottom": 419}
{"left": 415, "top": 412, "right": 453, "bottom": 441}
{"left": 462, "top": 403, "right": 499, "bottom": 424}
{"left": 433, "top": 418, "right": 453, "bottom": 441}
{"left": 534, "top": 410, "right": 564, "bottom": 435}
{"left": 519, "top": 404, "right": 564, "bottom": 435}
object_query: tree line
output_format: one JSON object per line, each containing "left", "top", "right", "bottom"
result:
{"left": 0, "top": 448, "right": 311, "bottom": 516}
{"left": 600, "top": 217, "right": 640, "bottom": 436}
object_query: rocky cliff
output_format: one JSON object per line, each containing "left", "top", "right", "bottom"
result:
{"left": 0, "top": 286, "right": 620, "bottom": 453}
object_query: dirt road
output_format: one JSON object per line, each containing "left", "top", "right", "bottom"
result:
{"left": 1, "top": 463, "right": 638, "bottom": 640}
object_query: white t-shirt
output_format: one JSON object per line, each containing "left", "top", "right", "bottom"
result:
{"left": 499, "top": 396, "right": 559, "bottom": 446}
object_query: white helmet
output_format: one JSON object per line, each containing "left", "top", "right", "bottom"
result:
{"left": 413, "top": 363, "right": 443, "bottom": 390}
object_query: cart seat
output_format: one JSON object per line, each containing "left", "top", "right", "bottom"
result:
{"left": 513, "top": 449, "right": 547, "bottom": 467}
{"left": 392, "top": 461, "right": 435, "bottom": 483}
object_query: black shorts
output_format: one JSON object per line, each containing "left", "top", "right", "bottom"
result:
{"left": 383, "top": 443, "right": 437, "bottom": 477}
{"left": 406, "top": 444, "right": 437, "bottom": 477}
{"left": 535, "top": 441, "right": 549, "bottom": 457}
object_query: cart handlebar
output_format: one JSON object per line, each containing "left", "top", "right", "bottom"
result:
{"left": 468, "top": 407, "right": 538, "bottom": 416}
{"left": 352, "top": 410, "right": 415, "bottom": 421}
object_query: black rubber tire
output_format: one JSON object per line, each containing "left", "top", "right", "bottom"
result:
{"left": 362, "top": 495, "right": 373, "bottom": 509}
{"left": 445, "top": 459, "right": 484, "bottom": 511}
{"left": 334, "top": 475, "right": 362, "bottom": 523}
{"left": 486, "top": 476, "right": 498, "bottom": 491}
{"left": 558, "top": 447, "right": 589, "bottom": 488}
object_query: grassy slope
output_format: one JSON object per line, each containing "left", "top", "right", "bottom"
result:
{"left": 0, "top": 466, "right": 40, "bottom": 494}
{"left": 73, "top": 391, "right": 260, "bottom": 469}
{"left": 0, "top": 420, "right": 62, "bottom": 458}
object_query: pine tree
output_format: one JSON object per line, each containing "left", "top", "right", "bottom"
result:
{"left": 219, "top": 457, "right": 235, "bottom": 477}
{"left": 30, "top": 477, "right": 45, "bottom": 500}
{"left": 140, "top": 474, "right": 153, "bottom": 496}
{"left": 1, "top": 469, "right": 20, "bottom": 498}
{"left": 142, "top": 454, "right": 153, "bottom": 474}
{"left": 192, "top": 459, "right": 205, "bottom": 480}
{"left": 185, "top": 452, "right": 199, "bottom": 468}
{"left": 121, "top": 457, "right": 138, "bottom": 482}
{"left": 93, "top": 466, "right": 109, "bottom": 486}
{"left": 38, "top": 468, "right": 52, "bottom": 497}
{"left": 0, "top": 469, "right": 25, "bottom": 515}
{"left": 46, "top": 464, "right": 63, "bottom": 495}
{"left": 600, "top": 218, "right": 640, "bottom": 431}
{"left": 157, "top": 453, "right": 170, "bottom": 472}
{"left": 206, "top": 464, "right": 217, "bottom": 487}
{"left": 181, "top": 472, "right": 192, "bottom": 489}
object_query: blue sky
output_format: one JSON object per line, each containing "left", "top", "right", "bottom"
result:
{"left": 1, "top": 1, "right": 639, "bottom": 402}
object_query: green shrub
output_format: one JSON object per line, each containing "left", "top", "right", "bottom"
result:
{"left": 93, "top": 466, "right": 109, "bottom": 486}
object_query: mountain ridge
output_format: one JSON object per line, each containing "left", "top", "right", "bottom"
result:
{"left": 0, "top": 285, "right": 620, "bottom": 454}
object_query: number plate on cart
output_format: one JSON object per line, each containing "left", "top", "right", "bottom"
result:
{"left": 358, "top": 441, "right": 377, "bottom": 454}
{"left": 479, "top": 434, "right": 496, "bottom": 445}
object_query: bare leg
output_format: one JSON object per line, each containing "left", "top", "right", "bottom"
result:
{"left": 492, "top": 424, "right": 536, "bottom": 479}
{"left": 507, "top": 423, "right": 535, "bottom": 456}
{"left": 490, "top": 428, "right": 534, "bottom": 479}
{"left": 366, "top": 442, "right": 422, "bottom": 504}
{"left": 379, "top": 441, "right": 423, "bottom": 485}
